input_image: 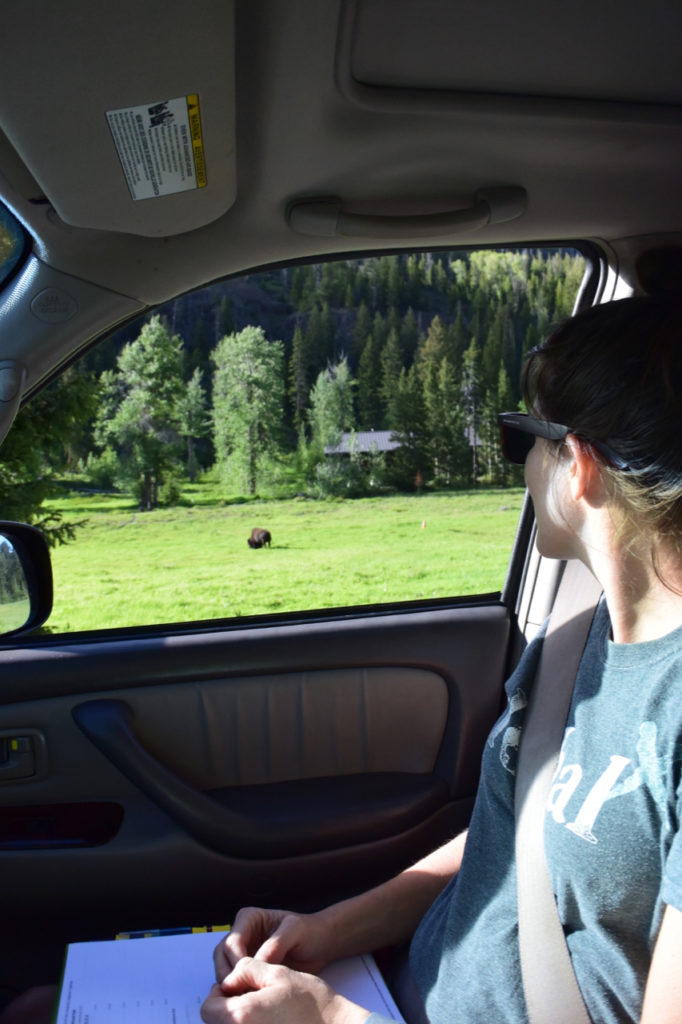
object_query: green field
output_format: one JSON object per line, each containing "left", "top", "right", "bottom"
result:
{"left": 44, "top": 486, "right": 525, "bottom": 633}
{"left": 0, "top": 597, "right": 30, "bottom": 633}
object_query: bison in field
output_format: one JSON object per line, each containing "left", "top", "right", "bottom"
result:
{"left": 248, "top": 528, "right": 271, "bottom": 549}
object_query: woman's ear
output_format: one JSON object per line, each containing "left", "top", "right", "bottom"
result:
{"left": 565, "top": 434, "right": 601, "bottom": 503}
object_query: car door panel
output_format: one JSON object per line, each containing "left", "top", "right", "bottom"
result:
{"left": 0, "top": 600, "right": 510, "bottom": 991}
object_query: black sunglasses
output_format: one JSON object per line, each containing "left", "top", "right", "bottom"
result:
{"left": 497, "top": 412, "right": 630, "bottom": 470}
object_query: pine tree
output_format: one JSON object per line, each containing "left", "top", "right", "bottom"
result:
{"left": 0, "top": 367, "right": 99, "bottom": 543}
{"left": 288, "top": 324, "right": 312, "bottom": 432}
{"left": 371, "top": 311, "right": 389, "bottom": 353}
{"left": 400, "top": 307, "right": 419, "bottom": 365}
{"left": 387, "top": 255, "right": 403, "bottom": 310}
{"left": 357, "top": 333, "right": 383, "bottom": 429}
{"left": 481, "top": 304, "right": 506, "bottom": 392}
{"left": 461, "top": 338, "right": 483, "bottom": 484}
{"left": 436, "top": 358, "right": 471, "bottom": 485}
{"left": 305, "top": 302, "right": 336, "bottom": 371}
{"left": 188, "top": 316, "right": 211, "bottom": 379}
{"left": 416, "top": 315, "right": 448, "bottom": 383}
{"left": 386, "top": 365, "right": 428, "bottom": 490}
{"left": 447, "top": 303, "right": 467, "bottom": 376}
{"left": 380, "top": 328, "right": 404, "bottom": 422}
{"left": 291, "top": 265, "right": 316, "bottom": 311}
{"left": 217, "top": 296, "right": 234, "bottom": 338}
{"left": 406, "top": 253, "right": 424, "bottom": 305}
{"left": 350, "top": 302, "right": 372, "bottom": 365}
{"left": 480, "top": 365, "right": 517, "bottom": 484}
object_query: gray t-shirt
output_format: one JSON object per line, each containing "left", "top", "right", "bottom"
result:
{"left": 405, "top": 601, "right": 682, "bottom": 1024}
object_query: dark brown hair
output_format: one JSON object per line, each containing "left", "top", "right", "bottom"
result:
{"left": 522, "top": 296, "right": 682, "bottom": 547}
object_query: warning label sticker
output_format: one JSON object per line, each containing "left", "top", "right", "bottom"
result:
{"left": 106, "top": 94, "right": 207, "bottom": 201}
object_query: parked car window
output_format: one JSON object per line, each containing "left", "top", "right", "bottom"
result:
{"left": 10, "top": 246, "right": 586, "bottom": 634}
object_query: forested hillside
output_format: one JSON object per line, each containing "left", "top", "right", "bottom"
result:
{"left": 0, "top": 247, "right": 585, "bottom": 539}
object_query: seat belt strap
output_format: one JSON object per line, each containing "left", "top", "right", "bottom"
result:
{"left": 515, "top": 558, "right": 602, "bottom": 1024}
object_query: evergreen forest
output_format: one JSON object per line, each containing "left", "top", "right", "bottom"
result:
{"left": 0, "top": 247, "right": 585, "bottom": 543}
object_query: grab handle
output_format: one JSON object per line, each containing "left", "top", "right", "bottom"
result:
{"left": 288, "top": 186, "right": 526, "bottom": 238}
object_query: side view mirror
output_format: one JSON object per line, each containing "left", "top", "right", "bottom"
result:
{"left": 0, "top": 522, "right": 52, "bottom": 637}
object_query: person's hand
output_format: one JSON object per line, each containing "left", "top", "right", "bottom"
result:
{"left": 215, "top": 907, "right": 330, "bottom": 980}
{"left": 201, "top": 957, "right": 369, "bottom": 1024}
{"left": 0, "top": 986, "right": 58, "bottom": 1024}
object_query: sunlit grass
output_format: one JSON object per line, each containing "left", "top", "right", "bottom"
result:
{"left": 44, "top": 486, "right": 525, "bottom": 633}
{"left": 0, "top": 597, "right": 30, "bottom": 633}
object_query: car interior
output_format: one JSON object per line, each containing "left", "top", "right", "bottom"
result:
{"left": 0, "top": 0, "right": 681, "bottom": 1008}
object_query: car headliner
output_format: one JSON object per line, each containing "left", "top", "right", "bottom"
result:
{"left": 0, "top": 0, "right": 680, "bottom": 441}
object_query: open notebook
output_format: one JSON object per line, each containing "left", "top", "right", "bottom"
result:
{"left": 54, "top": 928, "right": 404, "bottom": 1023}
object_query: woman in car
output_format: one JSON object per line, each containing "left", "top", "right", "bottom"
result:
{"left": 200, "top": 293, "right": 682, "bottom": 1024}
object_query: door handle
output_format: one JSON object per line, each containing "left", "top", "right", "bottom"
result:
{"left": 72, "top": 699, "right": 448, "bottom": 859}
{"left": 73, "top": 698, "right": 311, "bottom": 857}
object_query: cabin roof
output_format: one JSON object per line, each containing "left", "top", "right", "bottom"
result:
{"left": 324, "top": 430, "right": 402, "bottom": 455}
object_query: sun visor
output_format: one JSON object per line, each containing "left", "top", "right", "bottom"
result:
{"left": 0, "top": 2, "right": 236, "bottom": 237}
{"left": 338, "top": 0, "right": 682, "bottom": 114}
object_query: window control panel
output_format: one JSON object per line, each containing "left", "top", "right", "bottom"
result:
{"left": 0, "top": 730, "right": 47, "bottom": 782}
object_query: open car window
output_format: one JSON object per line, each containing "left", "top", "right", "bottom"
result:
{"left": 8, "top": 246, "right": 586, "bottom": 635}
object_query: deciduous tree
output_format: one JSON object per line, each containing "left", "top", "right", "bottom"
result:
{"left": 212, "top": 326, "right": 285, "bottom": 495}
{"left": 178, "top": 367, "right": 209, "bottom": 482}
{"left": 94, "top": 315, "right": 185, "bottom": 510}
{"left": 308, "top": 357, "right": 356, "bottom": 452}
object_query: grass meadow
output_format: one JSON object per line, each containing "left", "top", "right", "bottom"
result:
{"left": 43, "top": 484, "right": 526, "bottom": 633}
{"left": 0, "top": 597, "right": 30, "bottom": 633}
